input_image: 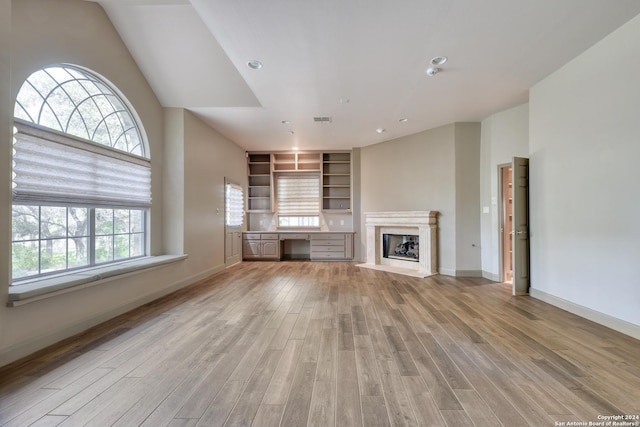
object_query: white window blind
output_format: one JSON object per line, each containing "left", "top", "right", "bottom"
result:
{"left": 12, "top": 121, "right": 151, "bottom": 208}
{"left": 225, "top": 182, "right": 244, "bottom": 227}
{"left": 276, "top": 173, "right": 320, "bottom": 222}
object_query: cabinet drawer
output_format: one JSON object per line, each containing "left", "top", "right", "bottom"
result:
{"left": 311, "top": 239, "right": 345, "bottom": 246}
{"left": 243, "top": 233, "right": 262, "bottom": 240}
{"left": 311, "top": 233, "right": 345, "bottom": 240}
{"left": 311, "top": 252, "right": 346, "bottom": 260}
{"left": 261, "top": 233, "right": 279, "bottom": 240}
{"left": 311, "top": 246, "right": 345, "bottom": 253}
{"left": 279, "top": 233, "right": 309, "bottom": 240}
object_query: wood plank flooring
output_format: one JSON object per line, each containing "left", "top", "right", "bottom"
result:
{"left": 1, "top": 261, "right": 639, "bottom": 426}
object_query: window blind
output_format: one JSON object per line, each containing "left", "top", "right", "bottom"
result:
{"left": 12, "top": 121, "right": 151, "bottom": 208}
{"left": 225, "top": 182, "right": 244, "bottom": 227}
{"left": 276, "top": 173, "right": 320, "bottom": 215}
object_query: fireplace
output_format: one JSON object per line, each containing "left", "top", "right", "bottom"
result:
{"left": 358, "top": 211, "right": 438, "bottom": 278}
{"left": 383, "top": 234, "right": 419, "bottom": 262}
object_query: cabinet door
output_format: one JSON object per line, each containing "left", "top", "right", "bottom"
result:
{"left": 243, "top": 240, "right": 261, "bottom": 258}
{"left": 261, "top": 240, "right": 280, "bottom": 258}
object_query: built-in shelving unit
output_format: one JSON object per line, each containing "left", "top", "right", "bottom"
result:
{"left": 247, "top": 153, "right": 272, "bottom": 212}
{"left": 273, "top": 152, "right": 321, "bottom": 171}
{"left": 322, "top": 152, "right": 351, "bottom": 212}
{"left": 246, "top": 151, "right": 351, "bottom": 214}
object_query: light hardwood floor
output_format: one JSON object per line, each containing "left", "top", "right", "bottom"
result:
{"left": 1, "top": 262, "right": 639, "bottom": 426}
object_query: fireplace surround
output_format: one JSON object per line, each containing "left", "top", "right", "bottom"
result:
{"left": 358, "top": 211, "right": 438, "bottom": 277}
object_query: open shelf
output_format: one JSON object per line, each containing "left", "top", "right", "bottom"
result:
{"left": 247, "top": 153, "right": 273, "bottom": 212}
{"left": 273, "top": 152, "right": 321, "bottom": 171}
{"left": 322, "top": 152, "right": 351, "bottom": 212}
{"left": 246, "top": 151, "right": 352, "bottom": 213}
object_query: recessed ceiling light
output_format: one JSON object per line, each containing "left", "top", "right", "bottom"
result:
{"left": 292, "top": 147, "right": 299, "bottom": 151}
{"left": 398, "top": 118, "right": 408, "bottom": 123}
{"left": 430, "top": 56, "right": 447, "bottom": 66}
{"left": 247, "top": 60, "right": 263, "bottom": 70}
{"left": 281, "top": 120, "right": 291, "bottom": 124}
{"left": 376, "top": 128, "right": 386, "bottom": 134}
{"left": 426, "top": 67, "right": 440, "bottom": 77}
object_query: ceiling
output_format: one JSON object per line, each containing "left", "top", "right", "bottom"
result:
{"left": 94, "top": 0, "right": 640, "bottom": 152}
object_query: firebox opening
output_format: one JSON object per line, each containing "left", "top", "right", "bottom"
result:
{"left": 383, "top": 234, "right": 419, "bottom": 262}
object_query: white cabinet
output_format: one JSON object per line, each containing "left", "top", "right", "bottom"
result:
{"left": 242, "top": 240, "right": 261, "bottom": 258}
{"left": 242, "top": 233, "right": 280, "bottom": 260}
{"left": 310, "top": 233, "right": 353, "bottom": 260}
{"left": 261, "top": 240, "right": 280, "bottom": 258}
{"left": 243, "top": 232, "right": 353, "bottom": 261}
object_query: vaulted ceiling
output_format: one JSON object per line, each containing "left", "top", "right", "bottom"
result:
{"left": 93, "top": 0, "right": 640, "bottom": 151}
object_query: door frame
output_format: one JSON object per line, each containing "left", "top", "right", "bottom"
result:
{"left": 497, "top": 163, "right": 512, "bottom": 284}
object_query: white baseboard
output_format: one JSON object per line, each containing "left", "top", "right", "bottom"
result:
{"left": 482, "top": 271, "right": 500, "bottom": 281}
{"left": 530, "top": 288, "right": 640, "bottom": 340}
{"left": 436, "top": 269, "right": 483, "bottom": 278}
{"left": 0, "top": 263, "right": 226, "bottom": 368}
{"left": 455, "top": 270, "right": 483, "bottom": 277}
{"left": 439, "top": 268, "right": 456, "bottom": 276}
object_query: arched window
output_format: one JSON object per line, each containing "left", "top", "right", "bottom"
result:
{"left": 11, "top": 65, "right": 151, "bottom": 281}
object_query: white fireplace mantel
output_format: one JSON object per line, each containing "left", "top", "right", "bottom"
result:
{"left": 358, "top": 211, "right": 438, "bottom": 278}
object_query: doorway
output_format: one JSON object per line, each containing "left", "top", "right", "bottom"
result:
{"left": 499, "top": 165, "right": 513, "bottom": 283}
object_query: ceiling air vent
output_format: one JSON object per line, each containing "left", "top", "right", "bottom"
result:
{"left": 313, "top": 116, "right": 332, "bottom": 123}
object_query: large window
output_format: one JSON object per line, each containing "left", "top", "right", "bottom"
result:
{"left": 276, "top": 174, "right": 320, "bottom": 228}
{"left": 11, "top": 64, "right": 150, "bottom": 282}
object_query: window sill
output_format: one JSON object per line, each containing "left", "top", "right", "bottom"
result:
{"left": 7, "top": 255, "right": 188, "bottom": 307}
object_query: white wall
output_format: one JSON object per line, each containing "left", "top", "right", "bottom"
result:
{"left": 479, "top": 104, "right": 529, "bottom": 280}
{"left": 529, "top": 14, "right": 640, "bottom": 331}
{"left": 360, "top": 123, "right": 481, "bottom": 275}
{"left": 0, "top": 0, "right": 248, "bottom": 366}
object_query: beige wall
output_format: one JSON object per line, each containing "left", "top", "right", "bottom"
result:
{"left": 0, "top": 0, "right": 12, "bottom": 363}
{"left": 10, "top": 0, "right": 166, "bottom": 256}
{"left": 183, "top": 109, "right": 248, "bottom": 266}
{"left": 479, "top": 104, "right": 529, "bottom": 280}
{"left": 454, "top": 123, "right": 482, "bottom": 274}
{"left": 0, "top": 0, "right": 248, "bottom": 366}
{"left": 529, "top": 13, "right": 640, "bottom": 332}
{"left": 163, "top": 108, "right": 186, "bottom": 255}
{"left": 360, "top": 123, "right": 481, "bottom": 275}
